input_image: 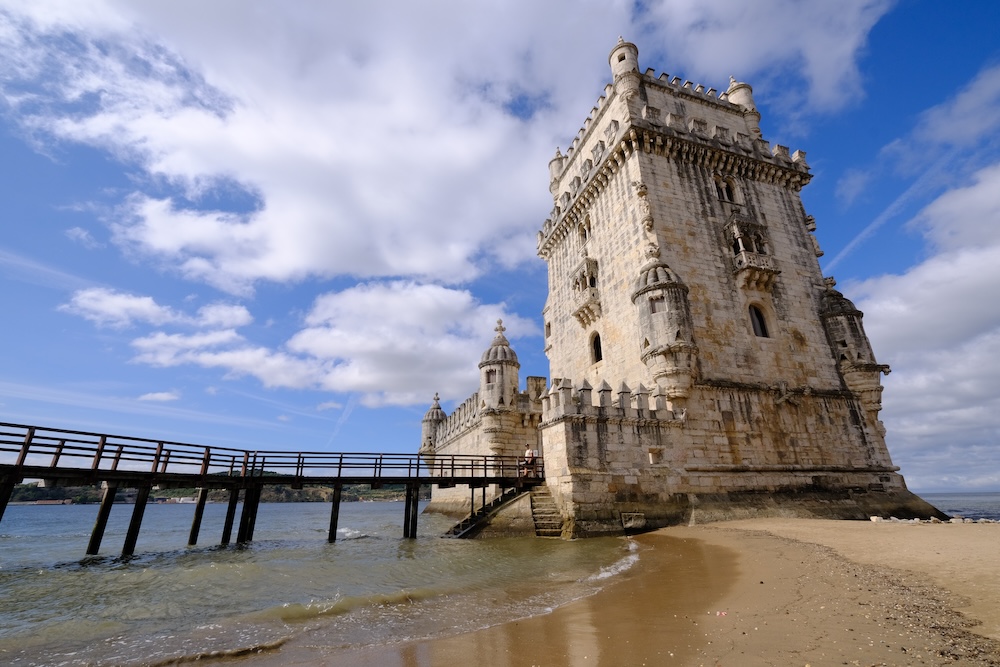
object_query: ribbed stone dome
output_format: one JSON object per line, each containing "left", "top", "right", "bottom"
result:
{"left": 820, "top": 287, "right": 861, "bottom": 317}
{"left": 480, "top": 319, "right": 519, "bottom": 365}
{"left": 422, "top": 393, "right": 446, "bottom": 422}
{"left": 632, "top": 259, "right": 686, "bottom": 301}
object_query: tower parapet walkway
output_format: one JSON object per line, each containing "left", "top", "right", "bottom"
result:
{"left": 0, "top": 422, "right": 542, "bottom": 557}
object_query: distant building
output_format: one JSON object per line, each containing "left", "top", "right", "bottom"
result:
{"left": 419, "top": 39, "right": 942, "bottom": 536}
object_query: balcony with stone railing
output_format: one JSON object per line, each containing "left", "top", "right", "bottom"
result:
{"left": 732, "top": 251, "right": 779, "bottom": 291}
{"left": 571, "top": 287, "right": 602, "bottom": 327}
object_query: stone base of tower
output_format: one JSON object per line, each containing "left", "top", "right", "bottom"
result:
{"left": 537, "top": 379, "right": 947, "bottom": 537}
{"left": 548, "top": 474, "right": 947, "bottom": 538}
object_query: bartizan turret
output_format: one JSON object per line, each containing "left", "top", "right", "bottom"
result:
{"left": 479, "top": 319, "right": 520, "bottom": 456}
{"left": 820, "top": 278, "right": 891, "bottom": 434}
{"left": 420, "top": 392, "right": 446, "bottom": 458}
{"left": 632, "top": 256, "right": 698, "bottom": 411}
{"left": 609, "top": 37, "right": 641, "bottom": 100}
{"left": 726, "top": 75, "right": 762, "bottom": 137}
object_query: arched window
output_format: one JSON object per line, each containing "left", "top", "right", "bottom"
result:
{"left": 749, "top": 305, "right": 769, "bottom": 338}
{"left": 591, "top": 333, "right": 603, "bottom": 363}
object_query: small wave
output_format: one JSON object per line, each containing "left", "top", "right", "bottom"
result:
{"left": 586, "top": 539, "right": 640, "bottom": 582}
{"left": 336, "top": 527, "right": 367, "bottom": 540}
{"left": 247, "top": 587, "right": 441, "bottom": 623}
{"left": 140, "top": 634, "right": 290, "bottom": 666}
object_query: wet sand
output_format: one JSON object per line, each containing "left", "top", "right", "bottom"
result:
{"left": 238, "top": 518, "right": 1000, "bottom": 666}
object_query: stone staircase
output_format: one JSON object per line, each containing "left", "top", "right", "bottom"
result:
{"left": 530, "top": 487, "right": 564, "bottom": 537}
{"left": 443, "top": 487, "right": 524, "bottom": 538}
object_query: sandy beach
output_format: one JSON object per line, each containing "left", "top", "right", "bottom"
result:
{"left": 287, "top": 518, "right": 1000, "bottom": 667}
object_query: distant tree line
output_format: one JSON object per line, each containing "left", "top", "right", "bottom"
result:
{"left": 10, "top": 482, "right": 431, "bottom": 504}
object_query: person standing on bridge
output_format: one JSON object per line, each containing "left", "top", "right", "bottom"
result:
{"left": 522, "top": 444, "right": 536, "bottom": 478}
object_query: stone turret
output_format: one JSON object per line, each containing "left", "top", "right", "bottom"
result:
{"left": 479, "top": 319, "right": 520, "bottom": 409}
{"left": 820, "top": 278, "right": 891, "bottom": 429}
{"left": 632, "top": 258, "right": 698, "bottom": 409}
{"left": 726, "top": 75, "right": 762, "bottom": 137}
{"left": 420, "top": 392, "right": 446, "bottom": 455}
{"left": 549, "top": 148, "right": 566, "bottom": 199}
{"left": 478, "top": 319, "right": 520, "bottom": 457}
{"left": 609, "top": 37, "right": 641, "bottom": 99}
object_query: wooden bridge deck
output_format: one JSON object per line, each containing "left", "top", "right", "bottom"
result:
{"left": 0, "top": 422, "right": 543, "bottom": 556}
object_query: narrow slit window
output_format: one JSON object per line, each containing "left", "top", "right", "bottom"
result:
{"left": 485, "top": 369, "right": 497, "bottom": 383}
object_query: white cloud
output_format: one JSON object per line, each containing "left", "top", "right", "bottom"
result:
{"left": 849, "top": 159, "right": 1000, "bottom": 490}
{"left": 60, "top": 287, "right": 252, "bottom": 329}
{"left": 112, "top": 281, "right": 535, "bottom": 406}
{"left": 0, "top": 1, "right": 897, "bottom": 295}
{"left": 291, "top": 281, "right": 539, "bottom": 406}
{"left": 317, "top": 401, "right": 342, "bottom": 411}
{"left": 138, "top": 391, "right": 180, "bottom": 402}
{"left": 65, "top": 226, "right": 103, "bottom": 248}
{"left": 912, "top": 163, "right": 1000, "bottom": 251}
{"left": 61, "top": 287, "right": 180, "bottom": 328}
{"left": 642, "top": 0, "right": 894, "bottom": 113}
{"left": 835, "top": 168, "right": 871, "bottom": 206}
{"left": 913, "top": 64, "right": 1000, "bottom": 148}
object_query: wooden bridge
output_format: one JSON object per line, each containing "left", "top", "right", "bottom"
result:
{"left": 0, "top": 422, "right": 543, "bottom": 557}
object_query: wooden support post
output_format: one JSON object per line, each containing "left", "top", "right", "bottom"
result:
{"left": 237, "top": 486, "right": 262, "bottom": 544}
{"left": 403, "top": 482, "right": 413, "bottom": 538}
{"left": 0, "top": 476, "right": 17, "bottom": 524}
{"left": 236, "top": 487, "right": 253, "bottom": 544}
{"left": 87, "top": 484, "right": 118, "bottom": 555}
{"left": 187, "top": 488, "right": 210, "bottom": 546}
{"left": 246, "top": 486, "right": 262, "bottom": 541}
{"left": 408, "top": 484, "right": 419, "bottom": 538}
{"left": 328, "top": 483, "right": 343, "bottom": 542}
{"left": 122, "top": 484, "right": 151, "bottom": 557}
{"left": 221, "top": 488, "right": 240, "bottom": 546}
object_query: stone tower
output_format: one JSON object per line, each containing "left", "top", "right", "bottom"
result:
{"left": 421, "top": 39, "right": 942, "bottom": 534}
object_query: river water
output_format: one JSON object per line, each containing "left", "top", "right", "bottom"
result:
{"left": 0, "top": 501, "right": 633, "bottom": 666}
{"left": 3, "top": 492, "right": 998, "bottom": 665}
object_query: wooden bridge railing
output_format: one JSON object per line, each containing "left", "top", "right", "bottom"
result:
{"left": 0, "top": 421, "right": 545, "bottom": 556}
{"left": 0, "top": 422, "right": 532, "bottom": 481}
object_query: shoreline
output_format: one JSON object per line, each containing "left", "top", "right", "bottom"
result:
{"left": 252, "top": 518, "right": 1000, "bottom": 666}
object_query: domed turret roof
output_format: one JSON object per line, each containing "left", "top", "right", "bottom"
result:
{"left": 632, "top": 259, "right": 687, "bottom": 302}
{"left": 480, "top": 319, "right": 519, "bottom": 365}
{"left": 422, "top": 393, "right": 446, "bottom": 423}
{"left": 820, "top": 280, "right": 862, "bottom": 317}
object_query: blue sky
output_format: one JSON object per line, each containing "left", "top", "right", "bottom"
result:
{"left": 1, "top": 1, "right": 998, "bottom": 492}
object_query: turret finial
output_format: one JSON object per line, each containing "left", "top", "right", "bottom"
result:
{"left": 495, "top": 319, "right": 506, "bottom": 335}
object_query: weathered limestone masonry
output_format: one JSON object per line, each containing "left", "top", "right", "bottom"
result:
{"left": 420, "top": 39, "right": 945, "bottom": 536}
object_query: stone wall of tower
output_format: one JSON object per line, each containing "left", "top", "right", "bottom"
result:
{"left": 538, "top": 379, "right": 928, "bottom": 537}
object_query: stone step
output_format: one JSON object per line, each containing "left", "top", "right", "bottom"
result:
{"left": 529, "top": 487, "right": 563, "bottom": 538}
